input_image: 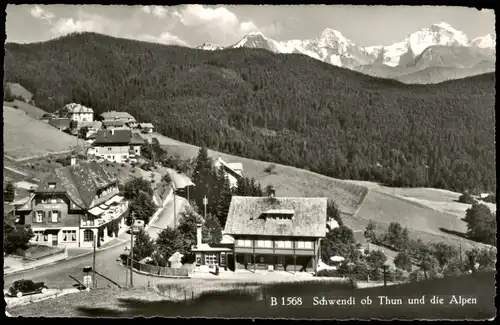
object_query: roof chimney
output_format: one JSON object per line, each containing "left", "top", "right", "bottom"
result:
{"left": 196, "top": 223, "right": 202, "bottom": 247}
{"left": 70, "top": 155, "right": 77, "bottom": 166}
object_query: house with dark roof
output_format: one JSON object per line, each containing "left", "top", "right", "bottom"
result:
{"left": 17, "top": 160, "right": 129, "bottom": 248}
{"left": 214, "top": 157, "right": 244, "bottom": 189}
{"left": 218, "top": 188, "right": 327, "bottom": 274}
{"left": 138, "top": 123, "right": 154, "bottom": 134}
{"left": 87, "top": 129, "right": 145, "bottom": 163}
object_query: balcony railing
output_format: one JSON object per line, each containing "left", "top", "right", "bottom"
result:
{"left": 81, "top": 202, "right": 128, "bottom": 228}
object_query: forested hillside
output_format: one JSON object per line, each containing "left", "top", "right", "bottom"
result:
{"left": 4, "top": 32, "right": 496, "bottom": 193}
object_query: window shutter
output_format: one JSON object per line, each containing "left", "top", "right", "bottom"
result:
{"left": 32, "top": 211, "right": 36, "bottom": 222}
{"left": 47, "top": 211, "right": 51, "bottom": 223}
{"left": 58, "top": 211, "right": 61, "bottom": 223}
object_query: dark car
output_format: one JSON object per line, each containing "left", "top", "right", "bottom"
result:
{"left": 8, "top": 279, "right": 48, "bottom": 298}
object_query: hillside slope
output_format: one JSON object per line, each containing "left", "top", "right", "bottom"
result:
{"left": 143, "top": 132, "right": 489, "bottom": 251}
{"left": 3, "top": 105, "right": 78, "bottom": 160}
{"left": 4, "top": 32, "right": 496, "bottom": 193}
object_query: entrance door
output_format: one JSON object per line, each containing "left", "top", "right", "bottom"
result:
{"left": 52, "top": 233, "right": 58, "bottom": 246}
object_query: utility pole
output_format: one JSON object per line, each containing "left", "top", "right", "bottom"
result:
{"left": 203, "top": 195, "right": 208, "bottom": 219}
{"left": 187, "top": 186, "right": 190, "bottom": 202}
{"left": 130, "top": 212, "right": 135, "bottom": 288}
{"left": 173, "top": 184, "right": 176, "bottom": 228}
{"left": 93, "top": 233, "right": 97, "bottom": 289}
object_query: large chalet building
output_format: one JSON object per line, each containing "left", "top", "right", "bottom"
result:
{"left": 59, "top": 103, "right": 94, "bottom": 123}
{"left": 87, "top": 129, "right": 145, "bottom": 163}
{"left": 14, "top": 161, "right": 128, "bottom": 248}
{"left": 193, "top": 189, "right": 327, "bottom": 274}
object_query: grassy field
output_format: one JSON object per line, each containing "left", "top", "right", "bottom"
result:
{"left": 142, "top": 132, "right": 492, "bottom": 252}
{"left": 6, "top": 82, "right": 34, "bottom": 102}
{"left": 8, "top": 271, "right": 495, "bottom": 319}
{"left": 3, "top": 99, "right": 47, "bottom": 119}
{"left": 3, "top": 105, "right": 78, "bottom": 160}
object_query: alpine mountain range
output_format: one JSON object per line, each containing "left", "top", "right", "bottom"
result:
{"left": 197, "top": 22, "right": 496, "bottom": 84}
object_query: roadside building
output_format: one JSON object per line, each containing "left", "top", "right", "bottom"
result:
{"left": 214, "top": 157, "right": 244, "bottom": 189}
{"left": 48, "top": 118, "right": 71, "bottom": 131}
{"left": 223, "top": 188, "right": 327, "bottom": 274}
{"left": 59, "top": 103, "right": 94, "bottom": 122}
{"left": 15, "top": 160, "right": 128, "bottom": 248}
{"left": 102, "top": 120, "right": 128, "bottom": 130}
{"left": 191, "top": 226, "right": 234, "bottom": 272}
{"left": 138, "top": 123, "right": 154, "bottom": 134}
{"left": 99, "top": 111, "right": 136, "bottom": 124}
{"left": 87, "top": 129, "right": 145, "bottom": 163}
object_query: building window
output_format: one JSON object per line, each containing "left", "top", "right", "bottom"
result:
{"left": 237, "top": 239, "right": 252, "bottom": 247}
{"left": 257, "top": 240, "right": 272, "bottom": 248}
{"left": 34, "top": 231, "right": 44, "bottom": 241}
{"left": 62, "top": 230, "right": 77, "bottom": 242}
{"left": 276, "top": 241, "right": 292, "bottom": 249}
{"left": 84, "top": 230, "right": 94, "bottom": 242}
{"left": 296, "top": 241, "right": 313, "bottom": 249}
{"left": 36, "top": 211, "right": 44, "bottom": 223}
{"left": 51, "top": 211, "right": 59, "bottom": 223}
{"left": 205, "top": 254, "right": 217, "bottom": 265}
{"left": 41, "top": 198, "right": 48, "bottom": 204}
{"left": 108, "top": 147, "right": 112, "bottom": 151}
{"left": 43, "top": 233, "right": 48, "bottom": 242}
{"left": 50, "top": 198, "right": 57, "bottom": 204}
{"left": 48, "top": 183, "right": 56, "bottom": 189}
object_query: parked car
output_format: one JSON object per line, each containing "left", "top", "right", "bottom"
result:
{"left": 8, "top": 279, "right": 48, "bottom": 298}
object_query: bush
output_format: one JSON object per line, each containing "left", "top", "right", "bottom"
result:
{"left": 458, "top": 192, "right": 477, "bottom": 204}
{"left": 482, "top": 194, "right": 496, "bottom": 203}
{"left": 264, "top": 164, "right": 276, "bottom": 174}
{"left": 316, "top": 269, "right": 341, "bottom": 277}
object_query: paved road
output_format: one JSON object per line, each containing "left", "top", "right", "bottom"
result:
{"left": 148, "top": 195, "right": 187, "bottom": 240}
{"left": 4, "top": 171, "right": 193, "bottom": 290}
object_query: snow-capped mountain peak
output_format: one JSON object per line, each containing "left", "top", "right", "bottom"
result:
{"left": 470, "top": 34, "right": 496, "bottom": 50}
{"left": 197, "top": 42, "right": 224, "bottom": 51}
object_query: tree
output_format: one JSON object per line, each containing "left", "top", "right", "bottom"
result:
{"left": 141, "top": 140, "right": 153, "bottom": 160}
{"left": 363, "top": 220, "right": 377, "bottom": 245}
{"left": 4, "top": 85, "right": 15, "bottom": 102}
{"left": 475, "top": 247, "right": 496, "bottom": 271}
{"left": 129, "top": 191, "right": 157, "bottom": 224}
{"left": 417, "top": 245, "right": 439, "bottom": 280}
{"left": 458, "top": 191, "right": 477, "bottom": 204}
{"left": 151, "top": 137, "right": 166, "bottom": 163}
{"left": 4, "top": 182, "right": 15, "bottom": 202}
{"left": 365, "top": 249, "right": 387, "bottom": 274}
{"left": 177, "top": 205, "right": 209, "bottom": 252}
{"left": 464, "top": 203, "right": 496, "bottom": 245}
{"left": 386, "top": 222, "right": 404, "bottom": 249}
{"left": 205, "top": 212, "right": 223, "bottom": 245}
{"left": 78, "top": 126, "right": 89, "bottom": 139}
{"left": 154, "top": 227, "right": 184, "bottom": 266}
{"left": 321, "top": 225, "right": 360, "bottom": 264}
{"left": 431, "top": 242, "right": 459, "bottom": 270}
{"left": 265, "top": 184, "right": 275, "bottom": 196}
{"left": 214, "top": 168, "right": 233, "bottom": 227}
{"left": 394, "top": 251, "right": 413, "bottom": 272}
{"left": 327, "top": 199, "right": 343, "bottom": 227}
{"left": 4, "top": 221, "right": 34, "bottom": 255}
{"left": 123, "top": 177, "right": 154, "bottom": 200}
{"left": 133, "top": 229, "right": 155, "bottom": 261}
{"left": 192, "top": 146, "right": 217, "bottom": 212}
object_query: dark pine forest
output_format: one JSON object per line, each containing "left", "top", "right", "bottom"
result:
{"left": 3, "top": 32, "right": 496, "bottom": 193}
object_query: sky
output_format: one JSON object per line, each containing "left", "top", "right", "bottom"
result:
{"left": 5, "top": 5, "right": 496, "bottom": 47}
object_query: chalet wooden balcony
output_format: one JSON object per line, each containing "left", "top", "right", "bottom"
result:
{"left": 81, "top": 197, "right": 129, "bottom": 228}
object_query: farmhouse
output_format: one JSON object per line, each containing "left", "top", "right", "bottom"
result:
{"left": 59, "top": 103, "right": 94, "bottom": 122}
{"left": 102, "top": 119, "right": 129, "bottom": 130}
{"left": 99, "top": 111, "right": 136, "bottom": 123}
{"left": 138, "top": 123, "right": 154, "bottom": 134}
{"left": 214, "top": 157, "right": 244, "bottom": 188}
{"left": 223, "top": 188, "right": 327, "bottom": 274}
{"left": 87, "top": 129, "right": 145, "bottom": 163}
{"left": 48, "top": 118, "right": 71, "bottom": 131}
{"left": 14, "top": 161, "right": 128, "bottom": 248}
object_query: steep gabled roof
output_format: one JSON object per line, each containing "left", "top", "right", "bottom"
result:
{"left": 100, "top": 111, "right": 136, "bottom": 121}
{"left": 138, "top": 123, "right": 154, "bottom": 128}
{"left": 94, "top": 129, "right": 144, "bottom": 145}
{"left": 215, "top": 157, "right": 244, "bottom": 179}
{"left": 36, "top": 162, "right": 116, "bottom": 209}
{"left": 224, "top": 196, "right": 327, "bottom": 237}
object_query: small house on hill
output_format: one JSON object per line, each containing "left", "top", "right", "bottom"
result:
{"left": 87, "top": 129, "right": 145, "bottom": 163}
{"left": 138, "top": 123, "right": 154, "bottom": 134}
{"left": 49, "top": 118, "right": 71, "bottom": 131}
{"left": 223, "top": 188, "right": 328, "bottom": 274}
{"left": 99, "top": 111, "right": 136, "bottom": 123}
{"left": 102, "top": 120, "right": 128, "bottom": 130}
{"left": 214, "top": 157, "right": 243, "bottom": 189}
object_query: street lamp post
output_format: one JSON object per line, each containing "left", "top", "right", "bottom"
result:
{"left": 130, "top": 211, "right": 135, "bottom": 288}
{"left": 172, "top": 184, "right": 176, "bottom": 227}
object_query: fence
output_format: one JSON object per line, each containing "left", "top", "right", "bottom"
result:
{"left": 130, "top": 259, "right": 194, "bottom": 277}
